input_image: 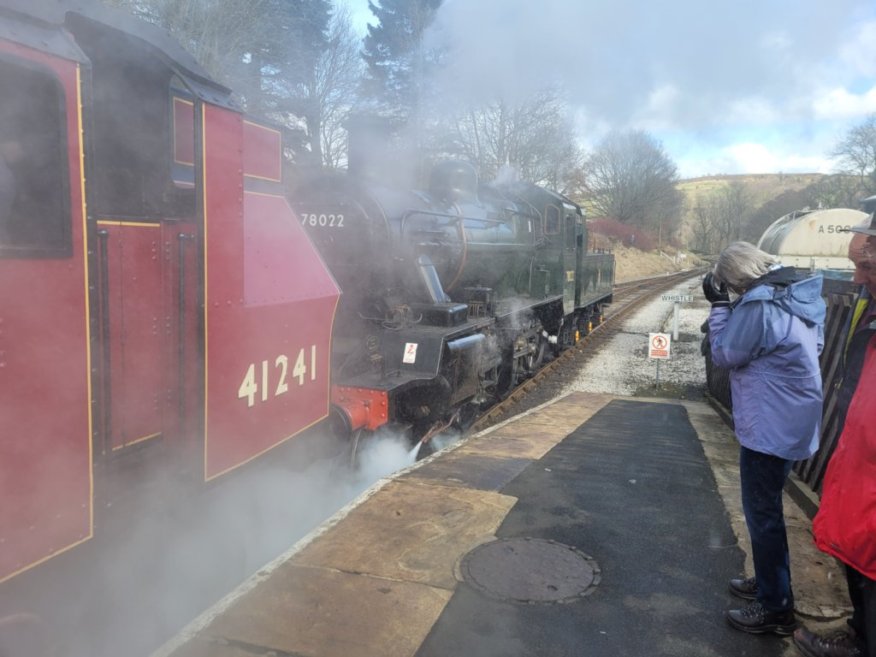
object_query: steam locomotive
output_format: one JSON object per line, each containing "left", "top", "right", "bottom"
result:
{"left": 292, "top": 161, "right": 615, "bottom": 448}
{"left": 0, "top": 0, "right": 613, "bottom": 592}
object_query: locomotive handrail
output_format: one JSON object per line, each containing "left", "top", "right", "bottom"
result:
{"left": 96, "top": 228, "right": 112, "bottom": 459}
{"left": 446, "top": 212, "right": 468, "bottom": 293}
{"left": 399, "top": 208, "right": 507, "bottom": 232}
{"left": 177, "top": 232, "right": 194, "bottom": 432}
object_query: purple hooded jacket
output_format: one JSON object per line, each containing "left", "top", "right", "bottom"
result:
{"left": 707, "top": 269, "right": 825, "bottom": 460}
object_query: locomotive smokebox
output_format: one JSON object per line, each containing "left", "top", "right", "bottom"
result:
{"left": 429, "top": 160, "right": 479, "bottom": 204}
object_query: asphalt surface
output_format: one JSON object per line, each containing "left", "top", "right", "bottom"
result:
{"left": 417, "top": 400, "right": 775, "bottom": 657}
{"left": 153, "top": 393, "right": 851, "bottom": 657}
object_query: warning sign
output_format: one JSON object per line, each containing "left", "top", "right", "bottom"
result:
{"left": 403, "top": 342, "right": 418, "bottom": 364}
{"left": 648, "top": 333, "right": 671, "bottom": 360}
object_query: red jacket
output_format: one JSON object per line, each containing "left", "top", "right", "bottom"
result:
{"left": 813, "top": 332, "right": 876, "bottom": 578}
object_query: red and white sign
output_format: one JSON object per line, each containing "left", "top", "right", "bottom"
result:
{"left": 403, "top": 342, "right": 419, "bottom": 364}
{"left": 649, "top": 332, "right": 671, "bottom": 360}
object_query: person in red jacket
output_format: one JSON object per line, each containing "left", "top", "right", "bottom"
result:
{"left": 794, "top": 207, "right": 876, "bottom": 657}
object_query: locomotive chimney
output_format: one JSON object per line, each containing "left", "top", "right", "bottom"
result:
{"left": 345, "top": 114, "right": 407, "bottom": 182}
{"left": 429, "top": 160, "right": 478, "bottom": 204}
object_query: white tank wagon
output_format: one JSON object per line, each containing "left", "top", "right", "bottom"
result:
{"left": 757, "top": 208, "right": 868, "bottom": 277}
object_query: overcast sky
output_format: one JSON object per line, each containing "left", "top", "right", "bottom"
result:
{"left": 338, "top": 0, "right": 876, "bottom": 179}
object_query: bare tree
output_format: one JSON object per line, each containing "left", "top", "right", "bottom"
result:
{"left": 284, "top": 7, "right": 364, "bottom": 168}
{"left": 832, "top": 114, "right": 876, "bottom": 186}
{"left": 806, "top": 173, "right": 870, "bottom": 210}
{"left": 689, "top": 180, "right": 754, "bottom": 253}
{"left": 107, "top": 0, "right": 273, "bottom": 96}
{"left": 714, "top": 181, "right": 752, "bottom": 247}
{"left": 437, "top": 88, "right": 584, "bottom": 189}
{"left": 583, "top": 130, "right": 683, "bottom": 243}
{"left": 689, "top": 198, "right": 717, "bottom": 253}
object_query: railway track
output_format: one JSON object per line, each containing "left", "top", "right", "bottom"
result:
{"left": 470, "top": 268, "right": 708, "bottom": 432}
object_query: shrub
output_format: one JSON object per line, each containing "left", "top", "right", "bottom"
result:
{"left": 588, "top": 218, "right": 657, "bottom": 251}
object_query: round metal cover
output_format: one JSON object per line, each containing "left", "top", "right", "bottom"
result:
{"left": 459, "top": 537, "right": 600, "bottom": 604}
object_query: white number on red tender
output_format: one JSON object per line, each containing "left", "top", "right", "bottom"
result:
{"left": 237, "top": 347, "right": 317, "bottom": 408}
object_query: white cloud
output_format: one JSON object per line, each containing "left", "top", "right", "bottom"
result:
{"left": 677, "top": 142, "right": 836, "bottom": 178}
{"left": 812, "top": 86, "right": 876, "bottom": 120}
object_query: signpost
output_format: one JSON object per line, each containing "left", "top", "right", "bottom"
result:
{"left": 648, "top": 332, "right": 671, "bottom": 388}
{"left": 661, "top": 293, "right": 694, "bottom": 340}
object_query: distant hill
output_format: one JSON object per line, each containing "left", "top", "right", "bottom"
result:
{"left": 677, "top": 173, "right": 824, "bottom": 208}
{"left": 676, "top": 173, "right": 828, "bottom": 247}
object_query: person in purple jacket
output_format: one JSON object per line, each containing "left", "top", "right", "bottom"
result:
{"left": 704, "top": 241, "right": 825, "bottom": 636}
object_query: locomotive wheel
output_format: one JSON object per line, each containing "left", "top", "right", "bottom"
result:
{"left": 496, "top": 361, "right": 516, "bottom": 398}
{"left": 348, "top": 428, "right": 366, "bottom": 468}
{"left": 523, "top": 337, "right": 547, "bottom": 373}
{"left": 551, "top": 329, "right": 568, "bottom": 357}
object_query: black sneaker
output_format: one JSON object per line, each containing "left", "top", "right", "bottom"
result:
{"left": 793, "top": 627, "right": 863, "bottom": 657}
{"left": 726, "top": 601, "right": 797, "bottom": 635}
{"left": 728, "top": 576, "right": 758, "bottom": 600}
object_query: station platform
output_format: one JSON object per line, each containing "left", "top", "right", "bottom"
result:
{"left": 154, "top": 393, "right": 851, "bottom": 657}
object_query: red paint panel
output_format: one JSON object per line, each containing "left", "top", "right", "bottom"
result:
{"left": 203, "top": 106, "right": 339, "bottom": 479}
{"left": 101, "top": 223, "right": 164, "bottom": 451}
{"left": 243, "top": 120, "right": 281, "bottom": 182}
{"left": 244, "top": 193, "right": 339, "bottom": 306}
{"left": 333, "top": 386, "right": 390, "bottom": 431}
{"left": 0, "top": 46, "right": 90, "bottom": 582}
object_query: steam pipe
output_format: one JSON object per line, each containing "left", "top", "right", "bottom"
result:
{"left": 446, "top": 333, "right": 485, "bottom": 352}
{"left": 417, "top": 254, "right": 450, "bottom": 303}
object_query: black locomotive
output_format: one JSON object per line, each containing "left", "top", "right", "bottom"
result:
{"left": 292, "top": 160, "right": 615, "bottom": 447}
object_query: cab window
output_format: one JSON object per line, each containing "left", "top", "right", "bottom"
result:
{"left": 0, "top": 56, "right": 70, "bottom": 257}
{"left": 544, "top": 205, "right": 560, "bottom": 235}
{"left": 565, "top": 214, "right": 577, "bottom": 249}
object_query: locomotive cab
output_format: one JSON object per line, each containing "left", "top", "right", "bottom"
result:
{"left": 0, "top": 0, "right": 339, "bottom": 584}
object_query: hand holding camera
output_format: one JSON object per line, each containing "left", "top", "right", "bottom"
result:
{"left": 702, "top": 272, "right": 730, "bottom": 307}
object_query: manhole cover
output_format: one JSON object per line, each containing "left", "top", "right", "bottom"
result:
{"left": 459, "top": 537, "right": 600, "bottom": 603}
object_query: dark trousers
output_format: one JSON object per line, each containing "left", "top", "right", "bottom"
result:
{"left": 847, "top": 565, "right": 876, "bottom": 656}
{"left": 739, "top": 446, "right": 794, "bottom": 612}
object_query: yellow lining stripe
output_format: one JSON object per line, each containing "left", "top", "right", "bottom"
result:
{"left": 111, "top": 432, "right": 161, "bottom": 451}
{"left": 77, "top": 63, "right": 95, "bottom": 548}
{"left": 243, "top": 189, "right": 283, "bottom": 199}
{"left": 96, "top": 220, "right": 160, "bottom": 228}
{"left": 202, "top": 105, "right": 209, "bottom": 482}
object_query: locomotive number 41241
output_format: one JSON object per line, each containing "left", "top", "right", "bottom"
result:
{"left": 238, "top": 347, "right": 317, "bottom": 408}
{"left": 300, "top": 213, "right": 344, "bottom": 228}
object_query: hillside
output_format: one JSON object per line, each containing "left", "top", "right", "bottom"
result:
{"left": 676, "top": 172, "right": 826, "bottom": 245}
{"left": 611, "top": 243, "right": 708, "bottom": 283}
{"left": 590, "top": 173, "right": 834, "bottom": 283}
{"left": 677, "top": 172, "right": 824, "bottom": 208}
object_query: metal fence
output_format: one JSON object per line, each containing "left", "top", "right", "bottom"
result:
{"left": 703, "top": 278, "right": 859, "bottom": 497}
